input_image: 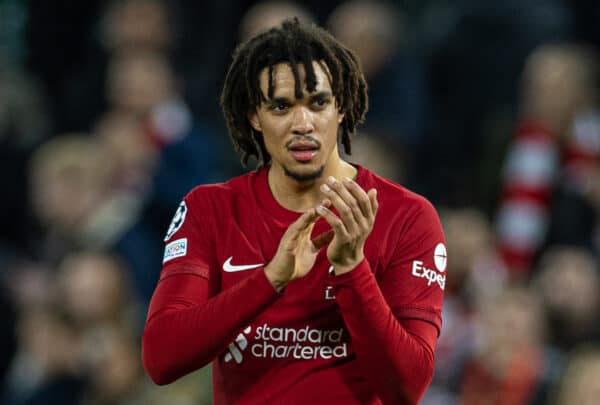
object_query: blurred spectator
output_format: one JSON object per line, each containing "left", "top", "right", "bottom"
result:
{"left": 0, "top": 65, "right": 48, "bottom": 145}
{"left": 341, "top": 134, "right": 405, "bottom": 183}
{"left": 78, "top": 323, "right": 211, "bottom": 405}
{"left": 24, "top": 0, "right": 177, "bottom": 134}
{"left": 106, "top": 51, "right": 182, "bottom": 125}
{"left": 457, "top": 285, "right": 561, "bottom": 405}
{"left": 101, "top": 0, "right": 174, "bottom": 54}
{"left": 2, "top": 249, "right": 211, "bottom": 405}
{"left": 533, "top": 246, "right": 600, "bottom": 351}
{"left": 553, "top": 345, "right": 600, "bottom": 405}
{"left": 1, "top": 262, "right": 55, "bottom": 341}
{"left": 0, "top": 64, "right": 49, "bottom": 263}
{"left": 94, "top": 112, "right": 158, "bottom": 196}
{"left": 423, "top": 208, "right": 505, "bottom": 404}
{"left": 78, "top": 325, "right": 143, "bottom": 405}
{"left": 328, "top": 0, "right": 430, "bottom": 180}
{"left": 415, "top": 0, "right": 573, "bottom": 207}
{"left": 55, "top": 252, "right": 139, "bottom": 332}
{"left": 4, "top": 308, "right": 84, "bottom": 405}
{"left": 99, "top": 49, "right": 232, "bottom": 301}
{"left": 239, "top": 1, "right": 314, "bottom": 40}
{"left": 495, "top": 43, "right": 600, "bottom": 275}
{"left": 442, "top": 208, "right": 507, "bottom": 301}
{"left": 5, "top": 251, "right": 132, "bottom": 405}
{"left": 28, "top": 135, "right": 115, "bottom": 264}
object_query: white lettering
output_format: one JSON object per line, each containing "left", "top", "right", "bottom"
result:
{"left": 320, "top": 346, "right": 332, "bottom": 359}
{"left": 269, "top": 327, "right": 283, "bottom": 342}
{"left": 251, "top": 343, "right": 262, "bottom": 357}
{"left": 242, "top": 326, "right": 349, "bottom": 362}
{"left": 412, "top": 260, "right": 445, "bottom": 290}
{"left": 275, "top": 344, "right": 287, "bottom": 358}
{"left": 325, "top": 286, "right": 336, "bottom": 300}
{"left": 333, "top": 343, "right": 348, "bottom": 358}
{"left": 296, "top": 326, "right": 308, "bottom": 342}
{"left": 300, "top": 346, "right": 313, "bottom": 360}
{"left": 308, "top": 329, "right": 321, "bottom": 343}
{"left": 328, "top": 329, "right": 343, "bottom": 343}
{"left": 284, "top": 328, "right": 296, "bottom": 342}
{"left": 254, "top": 325, "right": 264, "bottom": 340}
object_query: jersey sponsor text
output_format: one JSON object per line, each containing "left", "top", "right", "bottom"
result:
{"left": 412, "top": 260, "right": 445, "bottom": 290}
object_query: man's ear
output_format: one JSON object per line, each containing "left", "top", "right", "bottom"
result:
{"left": 247, "top": 112, "right": 262, "bottom": 132}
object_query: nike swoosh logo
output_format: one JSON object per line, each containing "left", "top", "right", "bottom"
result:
{"left": 223, "top": 256, "right": 264, "bottom": 272}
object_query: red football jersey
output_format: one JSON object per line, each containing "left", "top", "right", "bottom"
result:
{"left": 144, "top": 165, "right": 446, "bottom": 404}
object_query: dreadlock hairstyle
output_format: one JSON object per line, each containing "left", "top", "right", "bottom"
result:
{"left": 220, "top": 18, "right": 368, "bottom": 167}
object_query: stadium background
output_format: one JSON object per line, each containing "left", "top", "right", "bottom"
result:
{"left": 1, "top": 0, "right": 599, "bottom": 404}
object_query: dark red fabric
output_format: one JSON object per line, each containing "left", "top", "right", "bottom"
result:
{"left": 143, "top": 269, "right": 280, "bottom": 385}
{"left": 143, "top": 263, "right": 438, "bottom": 404}
{"left": 143, "top": 166, "right": 445, "bottom": 404}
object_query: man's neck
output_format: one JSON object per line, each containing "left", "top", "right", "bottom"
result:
{"left": 267, "top": 159, "right": 357, "bottom": 213}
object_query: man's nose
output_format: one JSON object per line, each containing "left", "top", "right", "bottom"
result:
{"left": 290, "top": 107, "right": 314, "bottom": 135}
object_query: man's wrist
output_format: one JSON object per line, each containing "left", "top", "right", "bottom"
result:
{"left": 331, "top": 256, "right": 365, "bottom": 276}
{"left": 263, "top": 266, "right": 288, "bottom": 292}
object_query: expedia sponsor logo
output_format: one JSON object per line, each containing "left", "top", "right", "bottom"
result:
{"left": 412, "top": 260, "right": 445, "bottom": 290}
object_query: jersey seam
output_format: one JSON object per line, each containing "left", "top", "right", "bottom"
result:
{"left": 160, "top": 264, "right": 209, "bottom": 280}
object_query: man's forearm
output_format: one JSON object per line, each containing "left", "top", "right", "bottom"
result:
{"left": 142, "top": 269, "right": 280, "bottom": 385}
{"left": 332, "top": 261, "right": 436, "bottom": 405}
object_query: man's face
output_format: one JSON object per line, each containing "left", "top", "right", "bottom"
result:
{"left": 248, "top": 61, "right": 344, "bottom": 181}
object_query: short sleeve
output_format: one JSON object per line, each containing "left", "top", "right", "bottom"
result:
{"left": 379, "top": 198, "right": 447, "bottom": 334}
{"left": 160, "top": 190, "right": 215, "bottom": 280}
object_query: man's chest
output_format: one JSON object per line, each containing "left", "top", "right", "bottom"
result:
{"left": 215, "top": 215, "right": 341, "bottom": 305}
{"left": 211, "top": 216, "right": 366, "bottom": 368}
{"left": 211, "top": 212, "right": 386, "bottom": 301}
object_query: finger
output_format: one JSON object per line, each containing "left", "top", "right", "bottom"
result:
{"left": 297, "top": 208, "right": 320, "bottom": 228}
{"left": 316, "top": 204, "right": 350, "bottom": 239}
{"left": 368, "top": 189, "right": 379, "bottom": 217}
{"left": 321, "top": 198, "right": 332, "bottom": 209}
{"left": 321, "top": 177, "right": 363, "bottom": 234}
{"left": 287, "top": 208, "right": 319, "bottom": 240}
{"left": 321, "top": 182, "right": 359, "bottom": 235}
{"left": 343, "top": 177, "right": 375, "bottom": 220}
{"left": 311, "top": 229, "right": 334, "bottom": 251}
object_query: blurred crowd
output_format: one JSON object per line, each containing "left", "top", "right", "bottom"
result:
{"left": 1, "top": 1, "right": 599, "bottom": 404}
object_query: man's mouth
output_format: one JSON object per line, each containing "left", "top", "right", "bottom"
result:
{"left": 288, "top": 141, "right": 319, "bottom": 162}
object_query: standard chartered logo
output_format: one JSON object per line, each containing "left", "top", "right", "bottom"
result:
{"left": 224, "top": 324, "right": 348, "bottom": 364}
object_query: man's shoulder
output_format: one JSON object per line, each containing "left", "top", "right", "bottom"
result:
{"left": 184, "top": 169, "right": 260, "bottom": 206}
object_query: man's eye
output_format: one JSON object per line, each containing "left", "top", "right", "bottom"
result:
{"left": 270, "top": 103, "right": 288, "bottom": 111}
{"left": 312, "top": 98, "right": 328, "bottom": 108}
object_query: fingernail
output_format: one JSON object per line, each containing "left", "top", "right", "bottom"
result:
{"left": 327, "top": 176, "right": 336, "bottom": 185}
{"left": 343, "top": 176, "right": 352, "bottom": 184}
{"left": 316, "top": 205, "right": 325, "bottom": 214}
{"left": 321, "top": 184, "right": 330, "bottom": 192}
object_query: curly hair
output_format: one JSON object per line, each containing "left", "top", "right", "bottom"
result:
{"left": 220, "top": 18, "right": 368, "bottom": 167}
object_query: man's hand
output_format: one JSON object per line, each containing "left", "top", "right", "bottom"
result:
{"left": 317, "top": 176, "right": 378, "bottom": 275}
{"left": 264, "top": 206, "right": 334, "bottom": 291}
